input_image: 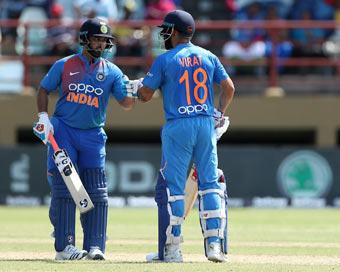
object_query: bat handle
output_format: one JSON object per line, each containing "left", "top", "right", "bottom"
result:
{"left": 48, "top": 132, "right": 60, "bottom": 152}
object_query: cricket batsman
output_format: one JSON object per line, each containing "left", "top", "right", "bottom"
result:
{"left": 33, "top": 18, "right": 135, "bottom": 260}
{"left": 123, "top": 10, "right": 235, "bottom": 262}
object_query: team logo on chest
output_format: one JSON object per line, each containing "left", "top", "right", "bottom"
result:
{"left": 96, "top": 72, "right": 105, "bottom": 81}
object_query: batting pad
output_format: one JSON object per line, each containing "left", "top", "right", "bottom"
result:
{"left": 49, "top": 168, "right": 76, "bottom": 252}
{"left": 155, "top": 171, "right": 184, "bottom": 260}
{"left": 80, "top": 168, "right": 108, "bottom": 252}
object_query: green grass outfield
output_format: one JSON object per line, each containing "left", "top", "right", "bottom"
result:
{"left": 0, "top": 207, "right": 339, "bottom": 272}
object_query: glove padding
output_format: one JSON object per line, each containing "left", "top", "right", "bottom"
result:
{"left": 122, "top": 75, "right": 143, "bottom": 98}
{"left": 215, "top": 116, "right": 230, "bottom": 141}
{"left": 33, "top": 112, "right": 54, "bottom": 145}
{"left": 213, "top": 108, "right": 229, "bottom": 141}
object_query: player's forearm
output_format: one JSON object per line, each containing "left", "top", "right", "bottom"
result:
{"left": 217, "top": 78, "right": 235, "bottom": 113}
{"left": 137, "top": 86, "right": 155, "bottom": 103}
{"left": 37, "top": 87, "right": 50, "bottom": 113}
{"left": 118, "top": 97, "right": 136, "bottom": 110}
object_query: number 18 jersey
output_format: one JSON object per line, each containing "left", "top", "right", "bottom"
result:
{"left": 142, "top": 43, "right": 229, "bottom": 120}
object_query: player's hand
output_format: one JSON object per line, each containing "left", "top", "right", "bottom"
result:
{"left": 213, "top": 108, "right": 225, "bottom": 128}
{"left": 215, "top": 116, "right": 230, "bottom": 141}
{"left": 122, "top": 75, "right": 143, "bottom": 98}
{"left": 33, "top": 112, "right": 54, "bottom": 145}
{"left": 213, "top": 108, "right": 230, "bottom": 141}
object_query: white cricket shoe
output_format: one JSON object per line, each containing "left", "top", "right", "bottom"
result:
{"left": 207, "top": 242, "right": 228, "bottom": 263}
{"left": 146, "top": 244, "right": 183, "bottom": 263}
{"left": 55, "top": 245, "right": 88, "bottom": 260}
{"left": 86, "top": 246, "right": 105, "bottom": 260}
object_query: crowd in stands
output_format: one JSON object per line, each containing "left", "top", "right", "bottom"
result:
{"left": 0, "top": 0, "right": 340, "bottom": 76}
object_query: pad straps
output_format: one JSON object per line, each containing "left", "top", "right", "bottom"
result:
{"left": 166, "top": 188, "right": 185, "bottom": 245}
{"left": 199, "top": 188, "right": 226, "bottom": 239}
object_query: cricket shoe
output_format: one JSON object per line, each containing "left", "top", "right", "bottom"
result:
{"left": 86, "top": 246, "right": 105, "bottom": 260}
{"left": 207, "top": 242, "right": 228, "bottom": 263}
{"left": 55, "top": 245, "right": 88, "bottom": 260}
{"left": 146, "top": 244, "right": 183, "bottom": 263}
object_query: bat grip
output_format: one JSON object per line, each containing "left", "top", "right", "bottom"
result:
{"left": 48, "top": 132, "right": 60, "bottom": 152}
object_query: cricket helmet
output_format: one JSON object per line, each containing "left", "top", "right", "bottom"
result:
{"left": 159, "top": 10, "right": 195, "bottom": 38}
{"left": 79, "top": 18, "right": 115, "bottom": 58}
{"left": 158, "top": 10, "right": 195, "bottom": 50}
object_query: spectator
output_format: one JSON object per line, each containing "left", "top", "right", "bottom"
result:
{"left": 45, "top": 3, "right": 78, "bottom": 57}
{"left": 265, "top": 4, "right": 293, "bottom": 73}
{"left": 290, "top": 8, "right": 327, "bottom": 74}
{"left": 118, "top": 0, "right": 145, "bottom": 20}
{"left": 145, "top": 0, "right": 176, "bottom": 20}
{"left": 28, "top": 0, "right": 54, "bottom": 17}
{"left": 0, "top": 0, "right": 28, "bottom": 45}
{"left": 222, "top": 2, "right": 266, "bottom": 75}
{"left": 73, "top": 0, "right": 119, "bottom": 21}
{"left": 290, "top": 9, "right": 325, "bottom": 56}
{"left": 114, "top": 1, "right": 146, "bottom": 57}
{"left": 54, "top": 0, "right": 76, "bottom": 19}
{"left": 323, "top": 0, "right": 340, "bottom": 58}
{"left": 114, "top": 0, "right": 147, "bottom": 76}
{"left": 224, "top": 0, "right": 237, "bottom": 14}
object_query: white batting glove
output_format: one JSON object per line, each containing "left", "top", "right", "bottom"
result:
{"left": 216, "top": 116, "right": 230, "bottom": 141}
{"left": 213, "top": 108, "right": 224, "bottom": 128}
{"left": 213, "top": 108, "right": 230, "bottom": 141}
{"left": 33, "top": 112, "right": 54, "bottom": 145}
{"left": 122, "top": 75, "right": 143, "bottom": 98}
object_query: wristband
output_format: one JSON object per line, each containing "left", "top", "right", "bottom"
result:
{"left": 38, "top": 112, "right": 49, "bottom": 122}
{"left": 214, "top": 109, "right": 224, "bottom": 118}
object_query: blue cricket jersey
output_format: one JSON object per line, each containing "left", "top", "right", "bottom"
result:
{"left": 142, "top": 43, "right": 229, "bottom": 120}
{"left": 41, "top": 53, "right": 126, "bottom": 129}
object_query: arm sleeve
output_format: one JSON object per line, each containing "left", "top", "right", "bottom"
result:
{"left": 213, "top": 55, "right": 229, "bottom": 84}
{"left": 111, "top": 69, "right": 126, "bottom": 101}
{"left": 40, "top": 60, "right": 64, "bottom": 92}
{"left": 142, "top": 57, "right": 162, "bottom": 90}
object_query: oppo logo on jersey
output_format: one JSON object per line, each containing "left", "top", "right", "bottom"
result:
{"left": 68, "top": 83, "right": 104, "bottom": 95}
{"left": 178, "top": 104, "right": 208, "bottom": 115}
{"left": 66, "top": 83, "right": 103, "bottom": 108}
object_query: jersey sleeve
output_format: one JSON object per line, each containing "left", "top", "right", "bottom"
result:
{"left": 212, "top": 55, "right": 229, "bottom": 84}
{"left": 40, "top": 60, "right": 64, "bottom": 92}
{"left": 111, "top": 68, "right": 126, "bottom": 101}
{"left": 142, "top": 56, "right": 163, "bottom": 90}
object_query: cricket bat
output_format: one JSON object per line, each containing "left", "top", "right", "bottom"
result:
{"left": 184, "top": 164, "right": 198, "bottom": 219}
{"left": 48, "top": 133, "right": 94, "bottom": 214}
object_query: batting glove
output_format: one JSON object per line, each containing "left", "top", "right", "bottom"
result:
{"left": 213, "top": 108, "right": 230, "bottom": 141}
{"left": 122, "top": 75, "right": 143, "bottom": 98}
{"left": 33, "top": 112, "right": 54, "bottom": 145}
{"left": 216, "top": 116, "right": 230, "bottom": 141}
{"left": 213, "top": 108, "right": 225, "bottom": 128}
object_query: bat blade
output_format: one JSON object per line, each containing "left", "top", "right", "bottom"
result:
{"left": 49, "top": 134, "right": 94, "bottom": 214}
{"left": 55, "top": 150, "right": 94, "bottom": 214}
{"left": 184, "top": 164, "right": 198, "bottom": 219}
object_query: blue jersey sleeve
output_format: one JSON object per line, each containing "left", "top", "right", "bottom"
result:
{"left": 40, "top": 60, "right": 64, "bottom": 92}
{"left": 212, "top": 55, "right": 229, "bottom": 84}
{"left": 142, "top": 57, "right": 162, "bottom": 90}
{"left": 111, "top": 69, "right": 126, "bottom": 101}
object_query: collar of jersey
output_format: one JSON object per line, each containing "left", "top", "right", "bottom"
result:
{"left": 174, "top": 42, "right": 193, "bottom": 50}
{"left": 78, "top": 53, "right": 101, "bottom": 64}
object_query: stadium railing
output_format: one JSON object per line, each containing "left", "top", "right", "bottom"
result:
{"left": 0, "top": 19, "right": 340, "bottom": 94}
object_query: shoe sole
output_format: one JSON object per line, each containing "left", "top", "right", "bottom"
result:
{"left": 207, "top": 254, "right": 227, "bottom": 263}
{"left": 91, "top": 254, "right": 105, "bottom": 260}
{"left": 55, "top": 252, "right": 88, "bottom": 260}
{"left": 146, "top": 259, "right": 183, "bottom": 263}
{"left": 146, "top": 256, "right": 183, "bottom": 263}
